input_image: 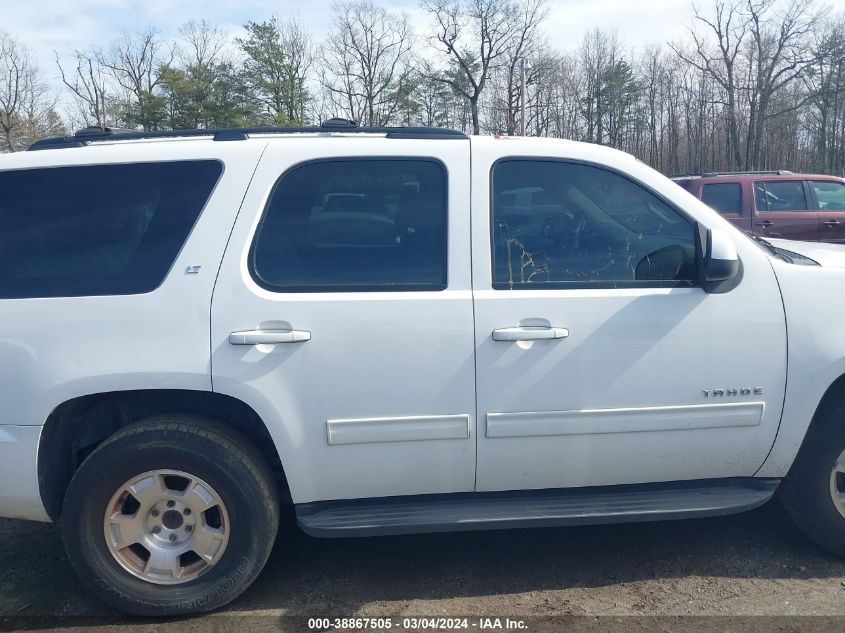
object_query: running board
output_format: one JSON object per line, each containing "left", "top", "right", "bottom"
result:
{"left": 295, "top": 478, "right": 779, "bottom": 538}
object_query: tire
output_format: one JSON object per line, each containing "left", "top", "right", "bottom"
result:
{"left": 780, "top": 396, "right": 845, "bottom": 557}
{"left": 60, "top": 414, "right": 279, "bottom": 616}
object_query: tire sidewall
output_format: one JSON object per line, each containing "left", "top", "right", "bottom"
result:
{"left": 782, "top": 406, "right": 845, "bottom": 555}
{"left": 62, "top": 427, "right": 277, "bottom": 615}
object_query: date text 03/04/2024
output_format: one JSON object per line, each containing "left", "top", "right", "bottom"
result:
{"left": 307, "top": 617, "right": 528, "bottom": 630}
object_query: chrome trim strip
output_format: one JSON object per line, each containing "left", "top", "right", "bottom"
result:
{"left": 327, "top": 414, "right": 471, "bottom": 445}
{"left": 486, "top": 402, "right": 765, "bottom": 439}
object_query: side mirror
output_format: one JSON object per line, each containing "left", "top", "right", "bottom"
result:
{"left": 705, "top": 228, "right": 739, "bottom": 281}
{"left": 697, "top": 225, "right": 740, "bottom": 291}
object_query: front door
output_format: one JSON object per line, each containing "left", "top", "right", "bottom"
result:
{"left": 472, "top": 154, "right": 787, "bottom": 492}
{"left": 753, "top": 180, "right": 819, "bottom": 241}
{"left": 211, "top": 137, "right": 476, "bottom": 504}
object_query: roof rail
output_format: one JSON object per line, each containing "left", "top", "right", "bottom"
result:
{"left": 670, "top": 170, "right": 794, "bottom": 179}
{"left": 700, "top": 170, "right": 794, "bottom": 177}
{"left": 27, "top": 120, "right": 467, "bottom": 151}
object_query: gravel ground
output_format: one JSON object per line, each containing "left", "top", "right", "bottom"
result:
{"left": 2, "top": 501, "right": 845, "bottom": 631}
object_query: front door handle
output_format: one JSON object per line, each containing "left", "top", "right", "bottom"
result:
{"left": 756, "top": 220, "right": 774, "bottom": 228}
{"left": 492, "top": 326, "right": 569, "bottom": 342}
{"left": 823, "top": 219, "right": 840, "bottom": 227}
{"left": 229, "top": 329, "right": 311, "bottom": 345}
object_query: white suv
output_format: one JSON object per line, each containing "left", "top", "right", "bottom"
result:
{"left": 2, "top": 122, "right": 844, "bottom": 615}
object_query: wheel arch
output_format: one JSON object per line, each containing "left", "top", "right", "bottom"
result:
{"left": 795, "top": 373, "right": 845, "bottom": 451}
{"left": 38, "top": 389, "right": 289, "bottom": 521}
{"left": 760, "top": 370, "right": 845, "bottom": 480}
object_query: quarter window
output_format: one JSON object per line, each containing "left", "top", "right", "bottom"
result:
{"left": 702, "top": 183, "right": 742, "bottom": 215}
{"left": 491, "top": 160, "right": 697, "bottom": 289}
{"left": 0, "top": 161, "right": 222, "bottom": 299}
{"left": 250, "top": 159, "right": 447, "bottom": 292}
{"left": 755, "top": 181, "right": 808, "bottom": 211}
{"left": 810, "top": 180, "right": 845, "bottom": 211}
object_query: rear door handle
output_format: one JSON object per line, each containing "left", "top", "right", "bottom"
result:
{"left": 492, "top": 326, "right": 569, "bottom": 342}
{"left": 229, "top": 329, "right": 311, "bottom": 345}
{"left": 756, "top": 220, "right": 774, "bottom": 228}
{"left": 823, "top": 219, "right": 840, "bottom": 227}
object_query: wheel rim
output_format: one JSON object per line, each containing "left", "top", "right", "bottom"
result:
{"left": 830, "top": 451, "right": 845, "bottom": 520}
{"left": 103, "top": 469, "right": 230, "bottom": 585}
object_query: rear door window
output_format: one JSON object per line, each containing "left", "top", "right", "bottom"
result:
{"left": 702, "top": 183, "right": 742, "bottom": 215}
{"left": 0, "top": 161, "right": 222, "bottom": 299}
{"left": 250, "top": 159, "right": 447, "bottom": 292}
{"left": 755, "top": 181, "right": 809, "bottom": 212}
{"left": 810, "top": 181, "right": 845, "bottom": 211}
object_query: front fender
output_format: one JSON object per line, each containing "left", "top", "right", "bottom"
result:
{"left": 757, "top": 261, "right": 845, "bottom": 477}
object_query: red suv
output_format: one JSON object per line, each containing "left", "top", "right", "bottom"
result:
{"left": 673, "top": 171, "right": 845, "bottom": 242}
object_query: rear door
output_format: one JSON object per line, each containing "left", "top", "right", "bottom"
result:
{"left": 752, "top": 180, "right": 819, "bottom": 241}
{"left": 809, "top": 179, "right": 845, "bottom": 243}
{"left": 211, "top": 137, "right": 477, "bottom": 504}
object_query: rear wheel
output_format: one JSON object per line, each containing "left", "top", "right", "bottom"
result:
{"left": 781, "top": 398, "right": 845, "bottom": 557}
{"left": 61, "top": 415, "right": 279, "bottom": 615}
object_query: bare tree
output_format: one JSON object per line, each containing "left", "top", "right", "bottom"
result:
{"left": 411, "top": 59, "right": 453, "bottom": 127}
{"left": 280, "top": 18, "right": 313, "bottom": 124}
{"left": 10, "top": 0, "right": 845, "bottom": 176}
{"left": 0, "top": 31, "right": 28, "bottom": 150}
{"left": 580, "top": 29, "right": 616, "bottom": 143}
{"left": 179, "top": 20, "right": 226, "bottom": 71}
{"left": 0, "top": 32, "right": 61, "bottom": 151}
{"left": 745, "top": 0, "right": 821, "bottom": 169}
{"left": 804, "top": 16, "right": 845, "bottom": 172}
{"left": 422, "top": 0, "right": 525, "bottom": 134}
{"left": 497, "top": 0, "right": 547, "bottom": 134}
{"left": 174, "top": 20, "right": 228, "bottom": 128}
{"left": 671, "top": 1, "right": 748, "bottom": 169}
{"left": 98, "top": 27, "right": 173, "bottom": 129}
{"left": 56, "top": 49, "right": 111, "bottom": 129}
{"left": 321, "top": 1, "right": 412, "bottom": 126}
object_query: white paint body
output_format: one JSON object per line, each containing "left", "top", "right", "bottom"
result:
{"left": 469, "top": 138, "right": 785, "bottom": 492}
{"left": 211, "top": 138, "right": 478, "bottom": 502}
{"left": 0, "top": 133, "right": 836, "bottom": 520}
{"left": 0, "top": 140, "right": 266, "bottom": 520}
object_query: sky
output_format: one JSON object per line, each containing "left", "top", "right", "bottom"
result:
{"left": 2, "top": 0, "right": 695, "bottom": 90}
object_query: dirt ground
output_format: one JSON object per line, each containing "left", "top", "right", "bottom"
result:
{"left": 3, "top": 501, "right": 845, "bottom": 632}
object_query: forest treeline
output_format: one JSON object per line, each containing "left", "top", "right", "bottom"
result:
{"left": 1, "top": 0, "right": 844, "bottom": 176}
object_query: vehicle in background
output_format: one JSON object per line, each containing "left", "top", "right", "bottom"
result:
{"left": 672, "top": 171, "right": 845, "bottom": 243}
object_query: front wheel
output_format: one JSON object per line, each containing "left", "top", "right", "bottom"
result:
{"left": 61, "top": 415, "right": 279, "bottom": 616}
{"left": 780, "top": 398, "right": 845, "bottom": 557}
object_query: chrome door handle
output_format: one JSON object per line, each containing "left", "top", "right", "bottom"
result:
{"left": 228, "top": 329, "right": 311, "bottom": 345}
{"left": 492, "top": 326, "right": 569, "bottom": 342}
{"left": 756, "top": 220, "right": 774, "bottom": 228}
{"left": 823, "top": 219, "right": 840, "bottom": 227}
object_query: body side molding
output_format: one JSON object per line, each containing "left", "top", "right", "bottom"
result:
{"left": 327, "top": 414, "right": 471, "bottom": 445}
{"left": 486, "top": 402, "right": 765, "bottom": 439}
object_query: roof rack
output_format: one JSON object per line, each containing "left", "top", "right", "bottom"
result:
{"left": 27, "top": 119, "right": 468, "bottom": 151}
{"left": 702, "top": 170, "right": 794, "bottom": 177}
{"left": 670, "top": 170, "right": 794, "bottom": 179}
